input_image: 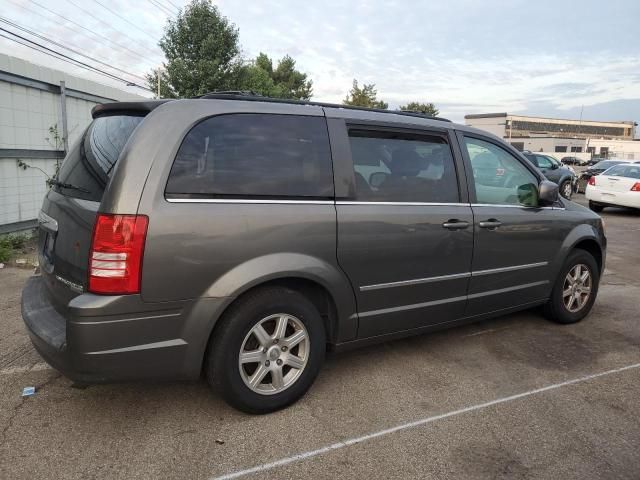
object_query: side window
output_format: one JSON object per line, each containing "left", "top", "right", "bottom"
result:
{"left": 535, "top": 155, "right": 554, "bottom": 169}
{"left": 463, "top": 137, "right": 540, "bottom": 207}
{"left": 348, "top": 130, "right": 459, "bottom": 203}
{"left": 166, "top": 114, "right": 334, "bottom": 199}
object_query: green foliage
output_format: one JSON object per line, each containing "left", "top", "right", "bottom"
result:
{"left": 0, "top": 245, "right": 10, "bottom": 263}
{"left": 343, "top": 80, "right": 388, "bottom": 109}
{"left": 0, "top": 232, "right": 30, "bottom": 261}
{"left": 0, "top": 233, "right": 29, "bottom": 250}
{"left": 238, "top": 53, "right": 313, "bottom": 100}
{"left": 398, "top": 101, "right": 439, "bottom": 117}
{"left": 151, "top": 0, "right": 243, "bottom": 97}
{"left": 148, "top": 1, "right": 313, "bottom": 99}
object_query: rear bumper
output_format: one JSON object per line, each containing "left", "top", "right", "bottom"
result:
{"left": 21, "top": 275, "right": 229, "bottom": 383}
{"left": 585, "top": 189, "right": 640, "bottom": 209}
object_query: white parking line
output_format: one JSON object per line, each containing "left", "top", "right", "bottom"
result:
{"left": 0, "top": 363, "right": 52, "bottom": 375}
{"left": 211, "top": 362, "right": 640, "bottom": 480}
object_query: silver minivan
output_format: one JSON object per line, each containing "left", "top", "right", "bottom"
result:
{"left": 22, "top": 95, "right": 606, "bottom": 413}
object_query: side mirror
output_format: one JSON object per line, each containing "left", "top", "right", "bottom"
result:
{"left": 517, "top": 183, "right": 539, "bottom": 207}
{"left": 539, "top": 180, "right": 559, "bottom": 206}
{"left": 369, "top": 172, "right": 388, "bottom": 188}
{"left": 550, "top": 163, "right": 559, "bottom": 170}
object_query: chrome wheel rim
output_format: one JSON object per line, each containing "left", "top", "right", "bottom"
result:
{"left": 562, "top": 182, "right": 573, "bottom": 199}
{"left": 238, "top": 314, "right": 310, "bottom": 395}
{"left": 562, "top": 264, "right": 592, "bottom": 313}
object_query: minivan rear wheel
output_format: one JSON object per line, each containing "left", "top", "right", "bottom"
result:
{"left": 543, "top": 249, "right": 599, "bottom": 324}
{"left": 206, "top": 287, "right": 326, "bottom": 414}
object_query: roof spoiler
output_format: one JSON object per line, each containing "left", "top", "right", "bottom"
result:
{"left": 91, "top": 100, "right": 170, "bottom": 119}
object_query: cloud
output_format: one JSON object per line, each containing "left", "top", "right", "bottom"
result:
{"left": 1, "top": 0, "right": 638, "bottom": 131}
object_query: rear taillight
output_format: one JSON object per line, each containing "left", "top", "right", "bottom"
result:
{"left": 631, "top": 182, "right": 640, "bottom": 192}
{"left": 588, "top": 176, "right": 596, "bottom": 186}
{"left": 88, "top": 214, "right": 148, "bottom": 294}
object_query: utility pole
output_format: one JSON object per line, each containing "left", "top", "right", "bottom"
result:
{"left": 156, "top": 67, "right": 162, "bottom": 98}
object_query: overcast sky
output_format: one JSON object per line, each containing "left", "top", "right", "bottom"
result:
{"left": 2, "top": 0, "right": 639, "bottom": 128}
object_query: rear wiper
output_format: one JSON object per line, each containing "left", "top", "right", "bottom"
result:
{"left": 50, "top": 179, "right": 91, "bottom": 194}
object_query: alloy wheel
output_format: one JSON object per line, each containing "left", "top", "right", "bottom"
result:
{"left": 562, "top": 264, "right": 592, "bottom": 313}
{"left": 238, "top": 314, "right": 310, "bottom": 395}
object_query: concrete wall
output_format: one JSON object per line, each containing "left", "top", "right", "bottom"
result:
{"left": 0, "top": 53, "right": 146, "bottom": 231}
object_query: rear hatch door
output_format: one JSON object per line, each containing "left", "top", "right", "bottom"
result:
{"left": 38, "top": 114, "right": 145, "bottom": 307}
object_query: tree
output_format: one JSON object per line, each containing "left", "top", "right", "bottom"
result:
{"left": 343, "top": 80, "right": 388, "bottom": 109}
{"left": 398, "top": 101, "right": 439, "bottom": 117}
{"left": 147, "top": 0, "right": 242, "bottom": 97}
{"left": 238, "top": 53, "right": 313, "bottom": 99}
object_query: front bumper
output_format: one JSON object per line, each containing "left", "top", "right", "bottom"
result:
{"left": 21, "top": 275, "right": 227, "bottom": 383}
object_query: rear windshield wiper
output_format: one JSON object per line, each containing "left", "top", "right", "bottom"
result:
{"left": 50, "top": 179, "right": 91, "bottom": 194}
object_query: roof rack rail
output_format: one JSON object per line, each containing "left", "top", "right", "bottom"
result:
{"left": 196, "top": 92, "right": 452, "bottom": 122}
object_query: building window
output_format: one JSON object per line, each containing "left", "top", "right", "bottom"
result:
{"left": 511, "top": 142, "right": 524, "bottom": 151}
{"left": 511, "top": 120, "right": 626, "bottom": 138}
{"left": 570, "top": 146, "right": 583, "bottom": 153}
{"left": 555, "top": 146, "right": 568, "bottom": 153}
{"left": 587, "top": 147, "right": 596, "bottom": 154}
{"left": 600, "top": 147, "right": 609, "bottom": 158}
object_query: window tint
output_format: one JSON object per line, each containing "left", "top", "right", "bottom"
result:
{"left": 55, "top": 115, "right": 144, "bottom": 201}
{"left": 464, "top": 137, "right": 540, "bottom": 206}
{"left": 166, "top": 114, "right": 333, "bottom": 199}
{"left": 348, "top": 130, "right": 459, "bottom": 203}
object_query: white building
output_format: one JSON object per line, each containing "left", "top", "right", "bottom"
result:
{"left": 465, "top": 113, "right": 639, "bottom": 162}
{"left": 0, "top": 53, "right": 146, "bottom": 232}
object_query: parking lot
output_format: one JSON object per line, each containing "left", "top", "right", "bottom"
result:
{"left": 1, "top": 194, "right": 639, "bottom": 480}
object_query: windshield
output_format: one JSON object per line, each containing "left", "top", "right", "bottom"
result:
{"left": 54, "top": 115, "right": 144, "bottom": 201}
{"left": 603, "top": 164, "right": 640, "bottom": 179}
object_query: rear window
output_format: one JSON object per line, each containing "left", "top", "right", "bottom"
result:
{"left": 55, "top": 115, "right": 144, "bottom": 201}
{"left": 165, "top": 114, "right": 334, "bottom": 199}
{"left": 604, "top": 164, "right": 640, "bottom": 179}
{"left": 593, "top": 161, "right": 621, "bottom": 170}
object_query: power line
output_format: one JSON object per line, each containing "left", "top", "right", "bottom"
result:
{"left": 0, "top": 27, "right": 152, "bottom": 91}
{"left": 18, "top": 0, "right": 162, "bottom": 67}
{"left": 0, "top": 16, "right": 148, "bottom": 83}
{"left": 164, "top": 0, "right": 182, "bottom": 12}
{"left": 147, "top": 0, "right": 176, "bottom": 17}
{"left": 88, "top": 0, "right": 160, "bottom": 43}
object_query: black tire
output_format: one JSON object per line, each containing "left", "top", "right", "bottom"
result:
{"left": 559, "top": 180, "right": 573, "bottom": 200}
{"left": 543, "top": 249, "right": 600, "bottom": 324}
{"left": 589, "top": 201, "right": 604, "bottom": 213}
{"left": 206, "top": 287, "right": 326, "bottom": 414}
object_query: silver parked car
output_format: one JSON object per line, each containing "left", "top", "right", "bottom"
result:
{"left": 22, "top": 94, "right": 606, "bottom": 413}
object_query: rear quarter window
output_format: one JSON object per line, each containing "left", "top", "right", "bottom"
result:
{"left": 165, "top": 114, "right": 334, "bottom": 199}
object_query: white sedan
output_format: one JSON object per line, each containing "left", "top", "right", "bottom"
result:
{"left": 586, "top": 163, "right": 640, "bottom": 212}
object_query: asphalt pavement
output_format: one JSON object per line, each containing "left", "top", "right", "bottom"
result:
{"left": 1, "top": 194, "right": 639, "bottom": 480}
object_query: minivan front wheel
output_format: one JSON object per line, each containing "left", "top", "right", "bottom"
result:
{"left": 543, "top": 249, "right": 599, "bottom": 324}
{"left": 206, "top": 287, "right": 326, "bottom": 414}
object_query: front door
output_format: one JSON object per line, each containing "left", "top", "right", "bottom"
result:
{"left": 335, "top": 125, "right": 474, "bottom": 338}
{"left": 460, "top": 134, "right": 566, "bottom": 316}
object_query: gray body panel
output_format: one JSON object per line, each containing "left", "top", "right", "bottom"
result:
{"left": 21, "top": 97, "right": 606, "bottom": 383}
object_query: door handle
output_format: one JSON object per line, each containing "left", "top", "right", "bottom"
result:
{"left": 442, "top": 219, "right": 470, "bottom": 230}
{"left": 478, "top": 219, "right": 502, "bottom": 229}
